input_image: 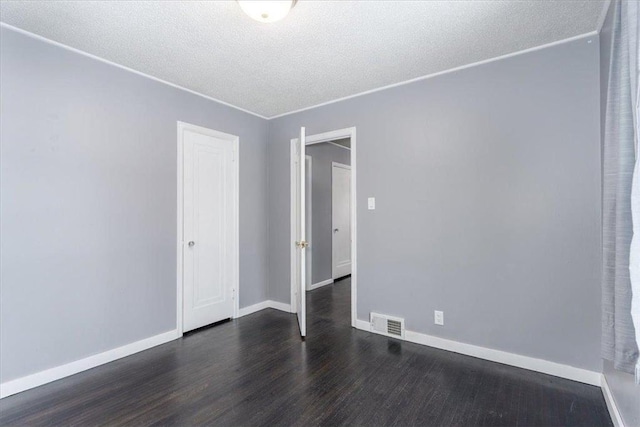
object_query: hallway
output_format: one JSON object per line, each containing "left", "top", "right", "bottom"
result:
{"left": 0, "top": 277, "right": 611, "bottom": 426}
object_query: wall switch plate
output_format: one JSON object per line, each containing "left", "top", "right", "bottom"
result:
{"left": 368, "top": 197, "right": 376, "bottom": 210}
{"left": 434, "top": 310, "right": 444, "bottom": 326}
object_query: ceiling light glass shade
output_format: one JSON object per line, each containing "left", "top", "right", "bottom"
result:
{"left": 237, "top": 1, "right": 296, "bottom": 23}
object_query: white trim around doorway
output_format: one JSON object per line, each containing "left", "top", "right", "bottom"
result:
{"left": 306, "top": 155, "right": 313, "bottom": 290}
{"left": 290, "top": 127, "right": 357, "bottom": 327}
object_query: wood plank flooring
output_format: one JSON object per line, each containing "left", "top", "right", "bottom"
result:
{"left": 0, "top": 277, "right": 612, "bottom": 426}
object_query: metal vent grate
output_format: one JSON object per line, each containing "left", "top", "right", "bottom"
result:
{"left": 370, "top": 312, "right": 405, "bottom": 339}
{"left": 387, "top": 319, "right": 402, "bottom": 336}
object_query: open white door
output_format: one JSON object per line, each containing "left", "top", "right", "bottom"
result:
{"left": 294, "top": 127, "right": 307, "bottom": 338}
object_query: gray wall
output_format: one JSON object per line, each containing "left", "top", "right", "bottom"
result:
{"left": 599, "top": 2, "right": 640, "bottom": 424}
{"left": 0, "top": 27, "right": 269, "bottom": 382}
{"left": 268, "top": 36, "right": 602, "bottom": 371}
{"left": 306, "top": 143, "right": 351, "bottom": 284}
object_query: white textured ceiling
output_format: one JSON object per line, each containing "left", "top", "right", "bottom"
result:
{"left": 0, "top": 1, "right": 606, "bottom": 118}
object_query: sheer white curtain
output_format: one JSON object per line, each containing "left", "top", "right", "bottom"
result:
{"left": 627, "top": 0, "right": 640, "bottom": 379}
{"left": 603, "top": 0, "right": 639, "bottom": 375}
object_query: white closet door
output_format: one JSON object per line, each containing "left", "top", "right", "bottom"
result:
{"left": 182, "top": 124, "right": 236, "bottom": 332}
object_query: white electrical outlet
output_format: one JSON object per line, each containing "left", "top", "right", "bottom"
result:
{"left": 368, "top": 197, "right": 376, "bottom": 210}
{"left": 434, "top": 310, "right": 444, "bottom": 326}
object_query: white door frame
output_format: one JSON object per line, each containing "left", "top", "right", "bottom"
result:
{"left": 177, "top": 121, "right": 240, "bottom": 336}
{"left": 290, "top": 127, "right": 357, "bottom": 328}
{"left": 331, "top": 161, "right": 352, "bottom": 280}
{"left": 306, "top": 155, "right": 313, "bottom": 290}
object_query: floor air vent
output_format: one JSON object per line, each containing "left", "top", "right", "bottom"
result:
{"left": 370, "top": 313, "right": 405, "bottom": 339}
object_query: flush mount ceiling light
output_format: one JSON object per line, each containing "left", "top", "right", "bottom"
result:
{"left": 237, "top": 0, "right": 297, "bottom": 23}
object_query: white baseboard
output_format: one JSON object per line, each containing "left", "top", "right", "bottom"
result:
{"left": 237, "top": 300, "right": 292, "bottom": 318}
{"left": 2, "top": 302, "right": 295, "bottom": 399}
{"left": 0, "top": 329, "right": 180, "bottom": 399}
{"left": 353, "top": 320, "right": 601, "bottom": 386}
{"left": 238, "top": 300, "right": 272, "bottom": 317}
{"left": 307, "top": 279, "right": 333, "bottom": 291}
{"left": 602, "top": 374, "right": 625, "bottom": 427}
{"left": 268, "top": 300, "right": 292, "bottom": 313}
{"left": 355, "top": 319, "right": 370, "bottom": 330}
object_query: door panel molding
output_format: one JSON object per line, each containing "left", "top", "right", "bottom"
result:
{"left": 177, "top": 121, "right": 239, "bottom": 335}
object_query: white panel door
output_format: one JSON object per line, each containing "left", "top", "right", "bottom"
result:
{"left": 294, "top": 127, "right": 307, "bottom": 338}
{"left": 183, "top": 125, "right": 236, "bottom": 333}
{"left": 332, "top": 163, "right": 351, "bottom": 279}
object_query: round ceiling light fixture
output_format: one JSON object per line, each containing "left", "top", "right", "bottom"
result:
{"left": 237, "top": 0, "right": 297, "bottom": 23}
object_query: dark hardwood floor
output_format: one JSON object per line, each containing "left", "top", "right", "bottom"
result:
{"left": 1, "top": 277, "right": 612, "bottom": 426}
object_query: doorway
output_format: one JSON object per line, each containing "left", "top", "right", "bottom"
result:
{"left": 290, "top": 127, "right": 357, "bottom": 337}
{"left": 332, "top": 161, "right": 351, "bottom": 279}
{"left": 177, "top": 121, "right": 239, "bottom": 334}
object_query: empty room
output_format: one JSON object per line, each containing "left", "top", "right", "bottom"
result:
{"left": 1, "top": 0, "right": 639, "bottom": 426}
